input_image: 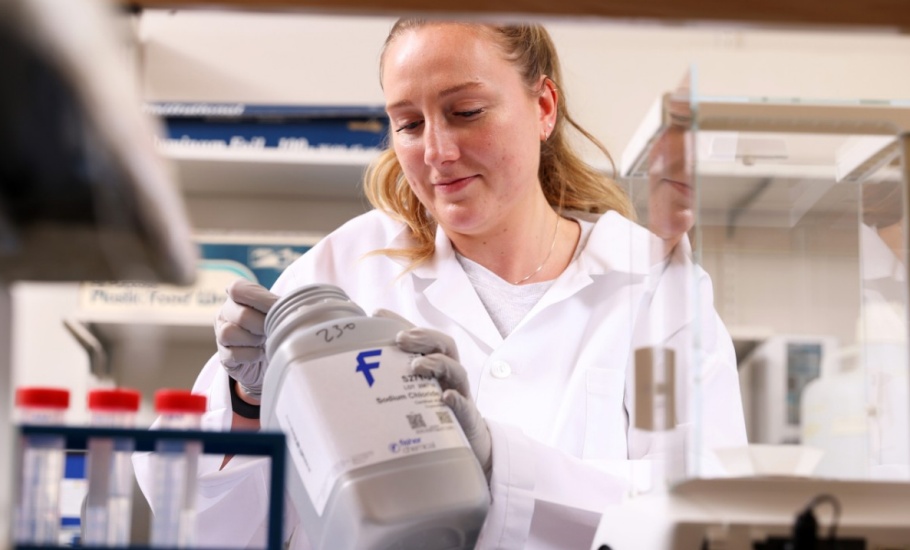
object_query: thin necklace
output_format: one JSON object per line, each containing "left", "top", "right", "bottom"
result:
{"left": 513, "top": 215, "right": 560, "bottom": 285}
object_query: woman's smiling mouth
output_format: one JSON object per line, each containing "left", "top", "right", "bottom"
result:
{"left": 433, "top": 175, "right": 478, "bottom": 192}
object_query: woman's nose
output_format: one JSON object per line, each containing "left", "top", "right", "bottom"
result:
{"left": 423, "top": 122, "right": 459, "bottom": 166}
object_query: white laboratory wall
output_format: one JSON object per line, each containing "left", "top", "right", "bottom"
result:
{"left": 548, "top": 22, "right": 910, "bottom": 160}
{"left": 11, "top": 10, "right": 910, "bottom": 424}
{"left": 700, "top": 225, "right": 862, "bottom": 347}
{"left": 11, "top": 283, "right": 92, "bottom": 422}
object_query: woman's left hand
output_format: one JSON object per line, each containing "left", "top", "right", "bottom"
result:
{"left": 395, "top": 326, "right": 493, "bottom": 480}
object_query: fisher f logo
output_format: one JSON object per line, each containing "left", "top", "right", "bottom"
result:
{"left": 356, "top": 349, "right": 382, "bottom": 387}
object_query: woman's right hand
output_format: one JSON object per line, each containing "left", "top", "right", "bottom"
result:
{"left": 215, "top": 279, "right": 279, "bottom": 400}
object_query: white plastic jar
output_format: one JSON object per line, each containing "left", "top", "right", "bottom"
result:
{"left": 261, "top": 284, "right": 489, "bottom": 550}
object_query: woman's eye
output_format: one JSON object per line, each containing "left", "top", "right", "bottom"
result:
{"left": 455, "top": 108, "right": 484, "bottom": 118}
{"left": 395, "top": 120, "right": 423, "bottom": 133}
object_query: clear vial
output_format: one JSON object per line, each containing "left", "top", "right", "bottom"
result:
{"left": 149, "top": 389, "right": 206, "bottom": 548}
{"left": 14, "top": 386, "right": 70, "bottom": 545}
{"left": 82, "top": 388, "right": 142, "bottom": 547}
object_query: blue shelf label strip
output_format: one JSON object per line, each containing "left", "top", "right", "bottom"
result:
{"left": 199, "top": 243, "right": 312, "bottom": 289}
{"left": 162, "top": 119, "right": 388, "bottom": 150}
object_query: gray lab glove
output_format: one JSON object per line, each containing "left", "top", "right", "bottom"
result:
{"left": 215, "top": 279, "right": 278, "bottom": 399}
{"left": 395, "top": 325, "right": 493, "bottom": 480}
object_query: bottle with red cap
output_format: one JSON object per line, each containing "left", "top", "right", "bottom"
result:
{"left": 13, "top": 386, "right": 70, "bottom": 545}
{"left": 82, "top": 387, "right": 142, "bottom": 547}
{"left": 149, "top": 388, "right": 206, "bottom": 548}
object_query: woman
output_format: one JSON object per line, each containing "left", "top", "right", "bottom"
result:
{"left": 135, "top": 19, "right": 746, "bottom": 549}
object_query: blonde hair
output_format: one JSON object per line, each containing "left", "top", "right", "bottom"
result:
{"left": 364, "top": 19, "right": 633, "bottom": 267}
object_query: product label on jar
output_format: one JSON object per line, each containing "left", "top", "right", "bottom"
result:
{"left": 273, "top": 345, "right": 471, "bottom": 515}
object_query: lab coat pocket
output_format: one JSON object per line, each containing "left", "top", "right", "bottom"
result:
{"left": 583, "top": 368, "right": 627, "bottom": 460}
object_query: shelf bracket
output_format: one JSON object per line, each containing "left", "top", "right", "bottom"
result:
{"left": 63, "top": 318, "right": 111, "bottom": 380}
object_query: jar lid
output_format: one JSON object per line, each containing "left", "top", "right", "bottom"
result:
{"left": 15, "top": 387, "right": 70, "bottom": 409}
{"left": 154, "top": 389, "right": 206, "bottom": 414}
{"left": 88, "top": 388, "right": 141, "bottom": 412}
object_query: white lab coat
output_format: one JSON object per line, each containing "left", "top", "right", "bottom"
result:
{"left": 134, "top": 209, "right": 747, "bottom": 549}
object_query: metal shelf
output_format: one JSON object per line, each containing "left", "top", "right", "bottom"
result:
{"left": 15, "top": 426, "right": 287, "bottom": 550}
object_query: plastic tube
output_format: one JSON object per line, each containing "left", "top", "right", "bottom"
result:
{"left": 14, "top": 386, "right": 70, "bottom": 545}
{"left": 149, "top": 389, "right": 206, "bottom": 548}
{"left": 83, "top": 388, "right": 141, "bottom": 546}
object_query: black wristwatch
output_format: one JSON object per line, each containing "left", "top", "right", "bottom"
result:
{"left": 229, "top": 377, "right": 261, "bottom": 420}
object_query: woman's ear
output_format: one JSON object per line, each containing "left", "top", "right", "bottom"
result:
{"left": 538, "top": 76, "right": 558, "bottom": 141}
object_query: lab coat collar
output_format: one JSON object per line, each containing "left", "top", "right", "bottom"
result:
{"left": 517, "top": 211, "right": 638, "bottom": 321}
{"left": 575, "top": 210, "right": 670, "bottom": 277}
{"left": 388, "top": 210, "right": 664, "bottom": 278}
{"left": 412, "top": 223, "right": 505, "bottom": 349}
{"left": 382, "top": 220, "right": 500, "bottom": 347}
{"left": 395, "top": 211, "right": 669, "bottom": 348}
{"left": 577, "top": 211, "right": 697, "bottom": 347}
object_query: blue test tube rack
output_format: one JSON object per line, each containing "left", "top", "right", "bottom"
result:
{"left": 13, "top": 425, "right": 286, "bottom": 550}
